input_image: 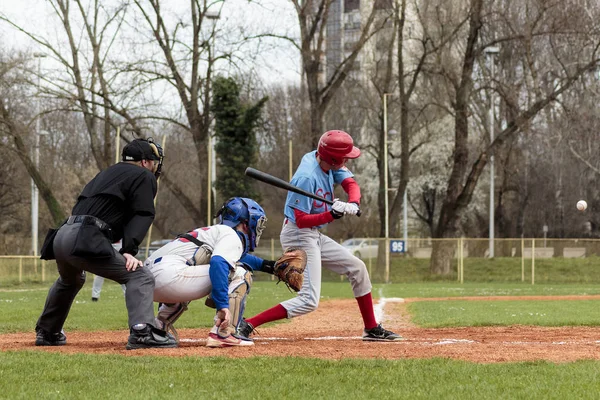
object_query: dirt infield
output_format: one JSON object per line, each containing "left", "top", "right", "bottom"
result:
{"left": 3, "top": 296, "right": 600, "bottom": 363}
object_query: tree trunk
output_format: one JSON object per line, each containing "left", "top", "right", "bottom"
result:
{"left": 310, "top": 102, "right": 324, "bottom": 148}
{"left": 429, "top": 0, "right": 483, "bottom": 274}
{"left": 12, "top": 133, "right": 66, "bottom": 225}
{"left": 430, "top": 240, "right": 456, "bottom": 275}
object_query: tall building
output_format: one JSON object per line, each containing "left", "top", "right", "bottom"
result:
{"left": 324, "top": 0, "right": 394, "bottom": 85}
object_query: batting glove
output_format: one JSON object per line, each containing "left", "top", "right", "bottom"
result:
{"left": 331, "top": 199, "right": 346, "bottom": 219}
{"left": 344, "top": 202, "right": 360, "bottom": 216}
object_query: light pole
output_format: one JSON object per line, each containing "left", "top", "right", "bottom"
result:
{"left": 289, "top": 139, "right": 293, "bottom": 181}
{"left": 403, "top": 188, "right": 407, "bottom": 250}
{"left": 205, "top": 11, "right": 220, "bottom": 225}
{"left": 383, "top": 93, "right": 392, "bottom": 283}
{"left": 31, "top": 52, "right": 46, "bottom": 256}
{"left": 485, "top": 46, "right": 499, "bottom": 258}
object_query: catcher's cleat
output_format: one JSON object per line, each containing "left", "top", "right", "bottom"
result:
{"left": 235, "top": 318, "right": 255, "bottom": 341}
{"left": 362, "top": 324, "right": 403, "bottom": 342}
{"left": 35, "top": 328, "right": 67, "bottom": 346}
{"left": 155, "top": 317, "right": 180, "bottom": 343}
{"left": 206, "top": 332, "right": 254, "bottom": 348}
{"left": 125, "top": 325, "right": 178, "bottom": 350}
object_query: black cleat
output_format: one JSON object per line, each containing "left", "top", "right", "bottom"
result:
{"left": 35, "top": 328, "right": 67, "bottom": 346}
{"left": 362, "top": 324, "right": 403, "bottom": 342}
{"left": 234, "top": 319, "right": 255, "bottom": 341}
{"left": 91, "top": 297, "right": 99, "bottom": 302}
{"left": 126, "top": 325, "right": 178, "bottom": 350}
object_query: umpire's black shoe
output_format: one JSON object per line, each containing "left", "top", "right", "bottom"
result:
{"left": 126, "top": 324, "right": 178, "bottom": 350}
{"left": 35, "top": 328, "right": 67, "bottom": 346}
{"left": 362, "top": 324, "right": 403, "bottom": 342}
{"left": 234, "top": 319, "right": 255, "bottom": 341}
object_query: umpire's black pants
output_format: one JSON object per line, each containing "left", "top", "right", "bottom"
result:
{"left": 36, "top": 222, "right": 156, "bottom": 333}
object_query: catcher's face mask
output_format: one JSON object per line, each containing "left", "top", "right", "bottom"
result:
{"left": 147, "top": 137, "right": 164, "bottom": 179}
{"left": 254, "top": 215, "right": 267, "bottom": 248}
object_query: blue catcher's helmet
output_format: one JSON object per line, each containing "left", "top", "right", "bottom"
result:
{"left": 216, "top": 197, "right": 267, "bottom": 254}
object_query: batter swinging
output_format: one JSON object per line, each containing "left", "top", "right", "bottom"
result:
{"left": 237, "top": 130, "right": 402, "bottom": 341}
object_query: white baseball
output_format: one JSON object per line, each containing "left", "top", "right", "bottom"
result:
{"left": 577, "top": 200, "right": 587, "bottom": 211}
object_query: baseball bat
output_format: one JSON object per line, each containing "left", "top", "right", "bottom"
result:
{"left": 244, "top": 167, "right": 361, "bottom": 217}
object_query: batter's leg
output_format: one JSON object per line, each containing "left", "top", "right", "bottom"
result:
{"left": 320, "top": 234, "right": 402, "bottom": 341}
{"left": 277, "top": 223, "right": 323, "bottom": 318}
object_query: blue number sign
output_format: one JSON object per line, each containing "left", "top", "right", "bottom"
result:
{"left": 390, "top": 240, "right": 405, "bottom": 253}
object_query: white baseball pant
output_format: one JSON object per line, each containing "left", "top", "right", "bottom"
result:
{"left": 279, "top": 220, "right": 372, "bottom": 318}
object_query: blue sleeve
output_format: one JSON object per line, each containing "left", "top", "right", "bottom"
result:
{"left": 332, "top": 166, "right": 354, "bottom": 184}
{"left": 209, "top": 255, "right": 230, "bottom": 310}
{"left": 240, "top": 253, "right": 264, "bottom": 271}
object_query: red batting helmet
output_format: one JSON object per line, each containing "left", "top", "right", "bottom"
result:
{"left": 316, "top": 130, "right": 361, "bottom": 168}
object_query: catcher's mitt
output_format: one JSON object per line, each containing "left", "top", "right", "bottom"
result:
{"left": 273, "top": 248, "right": 307, "bottom": 292}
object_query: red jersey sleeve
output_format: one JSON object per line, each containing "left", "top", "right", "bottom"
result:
{"left": 293, "top": 208, "right": 334, "bottom": 229}
{"left": 341, "top": 177, "right": 361, "bottom": 204}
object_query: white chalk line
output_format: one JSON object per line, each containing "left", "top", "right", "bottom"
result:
{"left": 179, "top": 296, "right": 600, "bottom": 346}
{"left": 179, "top": 337, "right": 600, "bottom": 345}
{"left": 374, "top": 288, "right": 404, "bottom": 323}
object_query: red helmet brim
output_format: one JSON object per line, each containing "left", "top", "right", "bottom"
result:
{"left": 346, "top": 146, "right": 361, "bottom": 159}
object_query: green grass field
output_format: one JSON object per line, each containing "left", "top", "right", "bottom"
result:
{"left": 3, "top": 279, "right": 600, "bottom": 398}
{"left": 4, "top": 281, "right": 600, "bottom": 333}
{"left": 2, "top": 352, "right": 600, "bottom": 399}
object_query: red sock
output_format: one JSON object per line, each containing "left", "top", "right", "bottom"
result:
{"left": 246, "top": 304, "right": 288, "bottom": 328}
{"left": 356, "top": 293, "right": 378, "bottom": 330}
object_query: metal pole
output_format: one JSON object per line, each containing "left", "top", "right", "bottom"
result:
{"left": 531, "top": 238, "right": 535, "bottom": 285}
{"left": 489, "top": 52, "right": 495, "bottom": 258}
{"left": 31, "top": 53, "right": 46, "bottom": 256}
{"left": 484, "top": 47, "right": 498, "bottom": 258}
{"left": 207, "top": 135, "right": 212, "bottom": 225}
{"left": 383, "top": 94, "right": 390, "bottom": 283}
{"left": 211, "top": 134, "right": 217, "bottom": 220}
{"left": 521, "top": 237, "right": 525, "bottom": 282}
{"left": 206, "top": 12, "right": 220, "bottom": 226}
{"left": 32, "top": 130, "right": 39, "bottom": 257}
{"left": 403, "top": 188, "right": 407, "bottom": 251}
{"left": 115, "top": 127, "right": 121, "bottom": 164}
{"left": 289, "top": 140, "right": 293, "bottom": 181}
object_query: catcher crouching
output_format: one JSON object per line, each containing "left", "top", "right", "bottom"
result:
{"left": 143, "top": 197, "right": 279, "bottom": 347}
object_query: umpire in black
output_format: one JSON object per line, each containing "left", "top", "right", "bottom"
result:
{"left": 35, "top": 138, "right": 177, "bottom": 350}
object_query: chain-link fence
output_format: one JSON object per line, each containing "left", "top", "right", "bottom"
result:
{"left": 3, "top": 238, "right": 600, "bottom": 285}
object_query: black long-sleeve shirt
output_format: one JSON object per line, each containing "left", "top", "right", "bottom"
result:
{"left": 72, "top": 162, "right": 157, "bottom": 256}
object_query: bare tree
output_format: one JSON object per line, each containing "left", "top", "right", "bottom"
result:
{"left": 0, "top": 52, "right": 67, "bottom": 226}
{"left": 131, "top": 0, "right": 232, "bottom": 225}
{"left": 429, "top": 0, "right": 600, "bottom": 274}
{"left": 292, "top": 0, "right": 387, "bottom": 146}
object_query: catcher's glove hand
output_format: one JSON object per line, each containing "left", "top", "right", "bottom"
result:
{"left": 273, "top": 248, "right": 307, "bottom": 292}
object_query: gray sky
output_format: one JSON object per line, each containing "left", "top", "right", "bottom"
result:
{"left": 0, "top": 0, "right": 301, "bottom": 84}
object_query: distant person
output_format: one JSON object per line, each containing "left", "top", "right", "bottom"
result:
{"left": 36, "top": 138, "right": 176, "bottom": 350}
{"left": 91, "top": 241, "right": 126, "bottom": 301}
{"left": 237, "top": 130, "right": 402, "bottom": 342}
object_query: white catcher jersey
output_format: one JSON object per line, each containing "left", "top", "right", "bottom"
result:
{"left": 147, "top": 224, "right": 244, "bottom": 268}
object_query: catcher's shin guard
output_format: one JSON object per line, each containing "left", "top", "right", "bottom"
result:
{"left": 156, "top": 302, "right": 189, "bottom": 341}
{"left": 227, "top": 266, "right": 253, "bottom": 333}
